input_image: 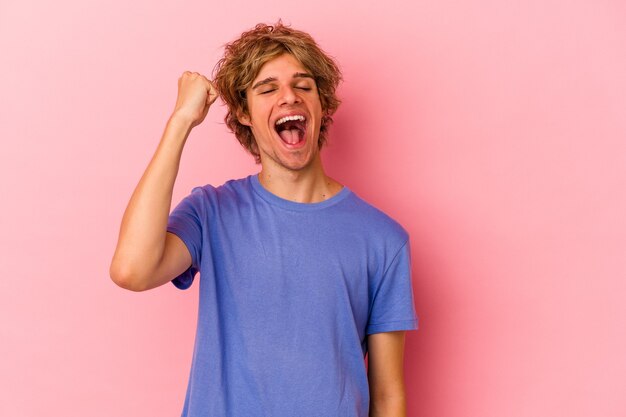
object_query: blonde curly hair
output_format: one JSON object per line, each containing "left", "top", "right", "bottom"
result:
{"left": 212, "top": 20, "right": 343, "bottom": 164}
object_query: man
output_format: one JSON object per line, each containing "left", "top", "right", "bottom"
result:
{"left": 110, "top": 21, "right": 418, "bottom": 417}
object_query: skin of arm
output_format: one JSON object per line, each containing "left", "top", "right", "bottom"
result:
{"left": 367, "top": 330, "right": 408, "bottom": 417}
{"left": 109, "top": 72, "right": 217, "bottom": 292}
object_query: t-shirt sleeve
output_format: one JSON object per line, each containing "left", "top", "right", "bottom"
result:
{"left": 366, "top": 239, "right": 419, "bottom": 335}
{"left": 166, "top": 186, "right": 205, "bottom": 290}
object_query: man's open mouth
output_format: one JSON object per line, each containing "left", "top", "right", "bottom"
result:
{"left": 274, "top": 115, "right": 307, "bottom": 145}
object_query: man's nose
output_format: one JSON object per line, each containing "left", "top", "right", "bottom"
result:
{"left": 277, "top": 85, "right": 301, "bottom": 105}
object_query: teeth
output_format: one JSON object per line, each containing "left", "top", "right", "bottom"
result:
{"left": 275, "top": 115, "right": 306, "bottom": 126}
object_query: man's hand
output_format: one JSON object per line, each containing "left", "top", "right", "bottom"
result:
{"left": 172, "top": 71, "right": 219, "bottom": 129}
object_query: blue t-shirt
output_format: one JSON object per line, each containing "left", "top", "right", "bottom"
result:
{"left": 167, "top": 173, "right": 418, "bottom": 417}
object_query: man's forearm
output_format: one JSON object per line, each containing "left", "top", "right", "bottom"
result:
{"left": 369, "top": 395, "right": 407, "bottom": 417}
{"left": 110, "top": 113, "right": 193, "bottom": 289}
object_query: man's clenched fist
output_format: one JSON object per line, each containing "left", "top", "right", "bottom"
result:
{"left": 172, "top": 71, "right": 219, "bottom": 128}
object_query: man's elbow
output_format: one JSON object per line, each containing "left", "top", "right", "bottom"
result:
{"left": 109, "top": 260, "right": 149, "bottom": 292}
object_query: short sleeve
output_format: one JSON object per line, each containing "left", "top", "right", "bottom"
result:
{"left": 166, "top": 186, "right": 205, "bottom": 290}
{"left": 366, "top": 239, "right": 419, "bottom": 334}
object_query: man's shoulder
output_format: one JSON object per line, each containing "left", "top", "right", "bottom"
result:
{"left": 175, "top": 175, "right": 254, "bottom": 216}
{"left": 343, "top": 190, "right": 409, "bottom": 243}
{"left": 188, "top": 175, "right": 253, "bottom": 198}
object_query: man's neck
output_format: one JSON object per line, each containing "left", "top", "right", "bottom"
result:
{"left": 257, "top": 158, "right": 343, "bottom": 204}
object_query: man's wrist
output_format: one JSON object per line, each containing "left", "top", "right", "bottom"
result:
{"left": 168, "top": 111, "right": 196, "bottom": 131}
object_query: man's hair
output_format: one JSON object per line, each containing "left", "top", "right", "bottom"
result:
{"left": 212, "top": 20, "right": 343, "bottom": 164}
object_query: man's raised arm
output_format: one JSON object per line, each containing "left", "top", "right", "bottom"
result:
{"left": 109, "top": 72, "right": 217, "bottom": 292}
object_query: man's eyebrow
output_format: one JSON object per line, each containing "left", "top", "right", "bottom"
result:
{"left": 251, "top": 72, "right": 315, "bottom": 90}
{"left": 251, "top": 77, "right": 276, "bottom": 90}
{"left": 293, "top": 72, "right": 315, "bottom": 80}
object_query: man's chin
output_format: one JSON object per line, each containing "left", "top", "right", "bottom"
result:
{"left": 260, "top": 150, "right": 319, "bottom": 173}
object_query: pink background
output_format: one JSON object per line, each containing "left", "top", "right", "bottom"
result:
{"left": 1, "top": 0, "right": 625, "bottom": 416}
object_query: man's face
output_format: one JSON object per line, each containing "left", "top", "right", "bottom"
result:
{"left": 238, "top": 53, "right": 323, "bottom": 172}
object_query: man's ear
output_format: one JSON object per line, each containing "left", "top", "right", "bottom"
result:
{"left": 237, "top": 109, "right": 252, "bottom": 127}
